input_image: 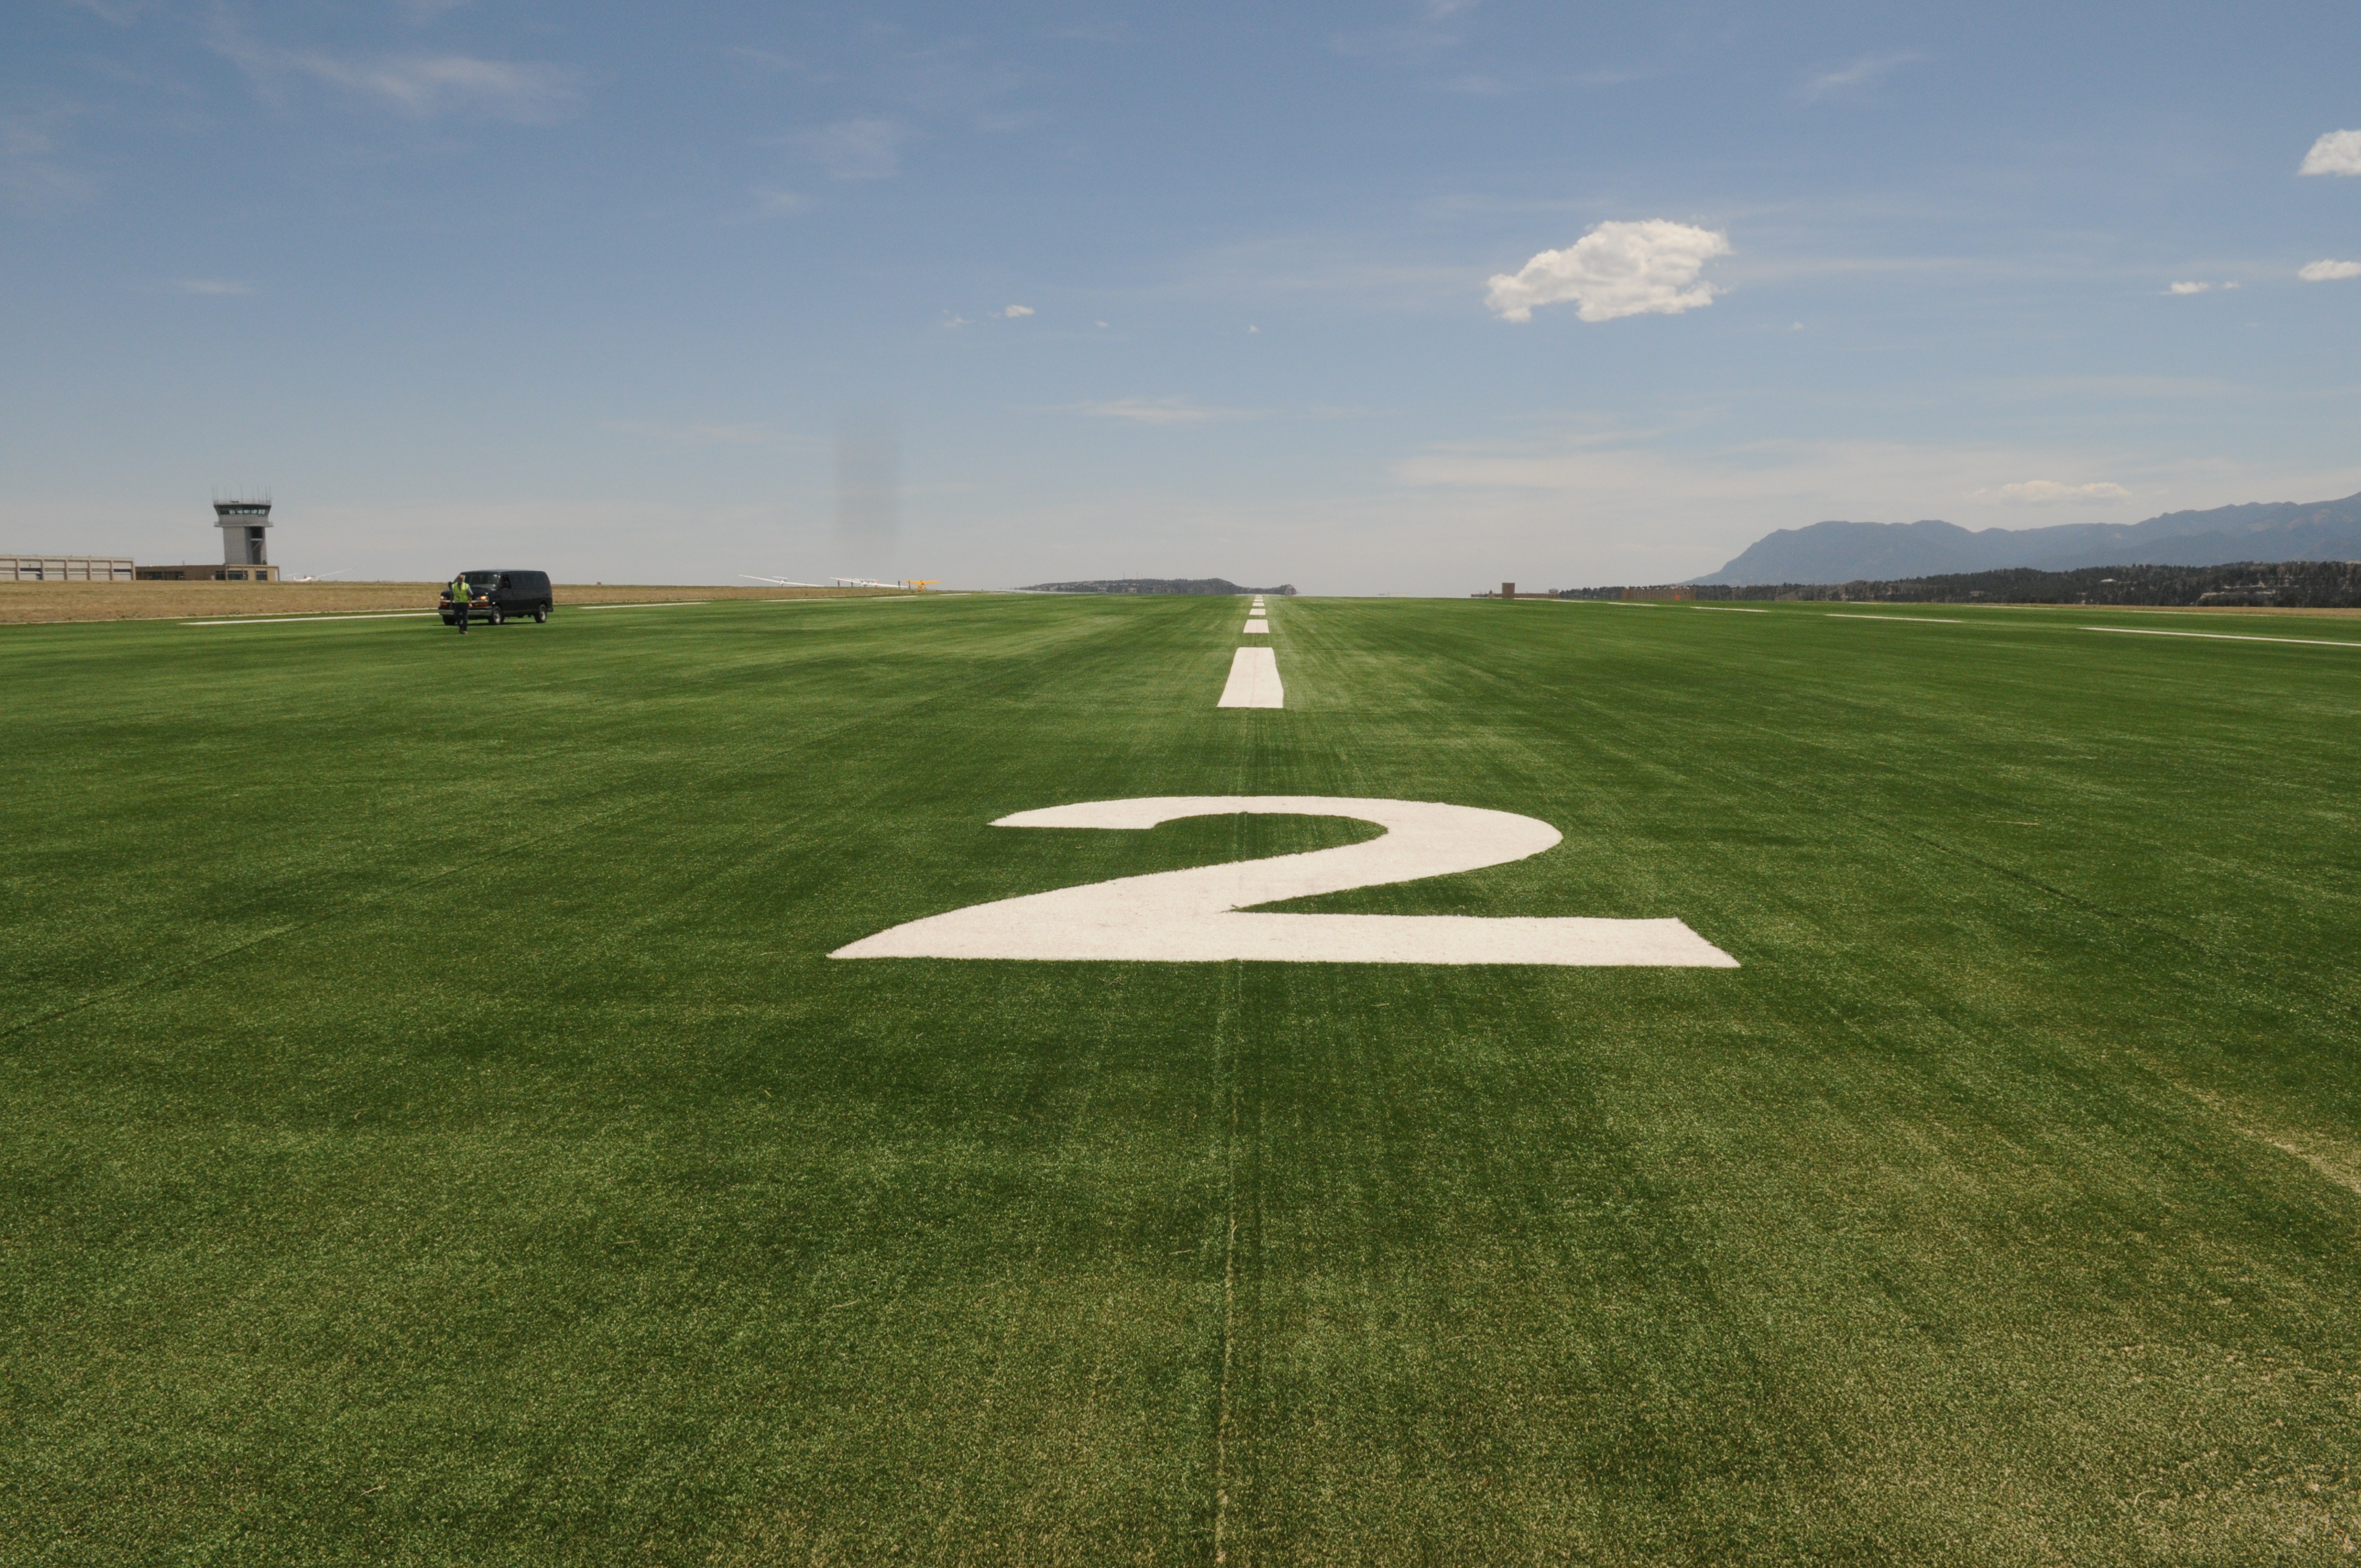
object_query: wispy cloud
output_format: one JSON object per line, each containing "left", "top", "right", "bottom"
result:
{"left": 1972, "top": 480, "right": 2131, "bottom": 503}
{"left": 213, "top": 26, "right": 587, "bottom": 123}
{"left": 2299, "top": 130, "right": 2361, "bottom": 177}
{"left": 786, "top": 117, "right": 911, "bottom": 179}
{"left": 1486, "top": 220, "right": 1731, "bottom": 323}
{"left": 727, "top": 46, "right": 808, "bottom": 74}
{"left": 1981, "top": 375, "right": 2249, "bottom": 401}
{"left": 0, "top": 116, "right": 95, "bottom": 206}
{"left": 2167, "top": 280, "right": 2210, "bottom": 295}
{"left": 1332, "top": 0, "right": 1481, "bottom": 58}
{"left": 1388, "top": 433, "right": 2169, "bottom": 551}
{"left": 2299, "top": 259, "right": 2361, "bottom": 282}
{"left": 1798, "top": 52, "right": 1924, "bottom": 102}
{"left": 749, "top": 187, "right": 810, "bottom": 215}
{"left": 600, "top": 420, "right": 802, "bottom": 448}
{"left": 1074, "top": 397, "right": 1255, "bottom": 426}
{"left": 1002, "top": 304, "right": 1034, "bottom": 318}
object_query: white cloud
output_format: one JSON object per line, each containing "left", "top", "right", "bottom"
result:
{"left": 2299, "top": 130, "right": 2361, "bottom": 176}
{"left": 2167, "top": 280, "right": 2209, "bottom": 295}
{"left": 788, "top": 118, "right": 910, "bottom": 180}
{"left": 1484, "top": 220, "right": 1731, "bottom": 323}
{"left": 1075, "top": 397, "right": 1252, "bottom": 426}
{"left": 1799, "top": 52, "right": 1923, "bottom": 101}
{"left": 1972, "top": 480, "right": 2131, "bottom": 504}
{"left": 171, "top": 279, "right": 255, "bottom": 296}
{"left": 2299, "top": 259, "right": 2361, "bottom": 282}
{"left": 1002, "top": 304, "right": 1033, "bottom": 318}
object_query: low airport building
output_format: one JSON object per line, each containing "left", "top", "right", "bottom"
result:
{"left": 135, "top": 563, "right": 281, "bottom": 581}
{"left": 2, "top": 556, "right": 135, "bottom": 582}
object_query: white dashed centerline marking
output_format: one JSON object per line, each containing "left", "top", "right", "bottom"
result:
{"left": 1243, "top": 618, "right": 1269, "bottom": 633}
{"left": 1218, "top": 646, "right": 1285, "bottom": 708}
{"left": 1826, "top": 613, "right": 1961, "bottom": 624}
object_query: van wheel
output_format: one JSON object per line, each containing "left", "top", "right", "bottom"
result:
{"left": 489, "top": 608, "right": 504, "bottom": 627}
{"left": 535, "top": 607, "right": 549, "bottom": 623}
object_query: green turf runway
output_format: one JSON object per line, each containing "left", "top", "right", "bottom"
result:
{"left": 7, "top": 594, "right": 2361, "bottom": 1563}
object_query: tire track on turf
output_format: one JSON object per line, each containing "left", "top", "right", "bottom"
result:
{"left": 1214, "top": 985, "right": 1241, "bottom": 1565}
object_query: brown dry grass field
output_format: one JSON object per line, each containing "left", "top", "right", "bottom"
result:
{"left": 0, "top": 581, "right": 902, "bottom": 625}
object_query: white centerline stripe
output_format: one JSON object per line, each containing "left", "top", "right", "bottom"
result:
{"left": 573, "top": 600, "right": 713, "bottom": 610}
{"left": 186, "top": 611, "right": 441, "bottom": 626}
{"left": 1217, "top": 646, "right": 1284, "bottom": 708}
{"left": 1243, "top": 618, "right": 1269, "bottom": 633}
{"left": 1827, "top": 613, "right": 1961, "bottom": 623}
{"left": 1693, "top": 606, "right": 1767, "bottom": 613}
{"left": 2081, "top": 625, "right": 2361, "bottom": 649}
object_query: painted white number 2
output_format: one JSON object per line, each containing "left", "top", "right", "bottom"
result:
{"left": 830, "top": 796, "right": 1738, "bottom": 967}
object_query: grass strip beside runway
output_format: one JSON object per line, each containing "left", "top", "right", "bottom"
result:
{"left": 6, "top": 595, "right": 2361, "bottom": 1562}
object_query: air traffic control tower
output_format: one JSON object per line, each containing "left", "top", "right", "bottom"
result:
{"left": 215, "top": 497, "right": 273, "bottom": 569}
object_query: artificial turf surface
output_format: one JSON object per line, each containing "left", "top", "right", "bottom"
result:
{"left": 6, "top": 592, "right": 2361, "bottom": 1564}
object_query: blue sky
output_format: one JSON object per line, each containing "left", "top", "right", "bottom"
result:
{"left": 5, "top": 1, "right": 2359, "bottom": 591}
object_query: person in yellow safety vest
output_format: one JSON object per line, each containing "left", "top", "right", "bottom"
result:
{"left": 449, "top": 573, "right": 472, "bottom": 634}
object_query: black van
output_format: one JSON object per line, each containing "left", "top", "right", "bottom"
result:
{"left": 440, "top": 570, "right": 553, "bottom": 626}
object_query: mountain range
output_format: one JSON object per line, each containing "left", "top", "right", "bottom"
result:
{"left": 1696, "top": 492, "right": 2361, "bottom": 586}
